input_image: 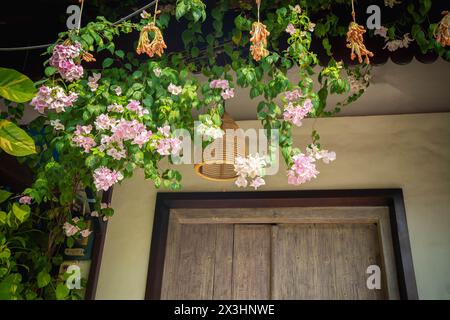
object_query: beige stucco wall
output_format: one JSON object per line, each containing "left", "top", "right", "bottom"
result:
{"left": 95, "top": 113, "right": 450, "bottom": 300}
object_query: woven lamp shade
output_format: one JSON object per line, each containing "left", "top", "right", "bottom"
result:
{"left": 194, "top": 112, "right": 246, "bottom": 181}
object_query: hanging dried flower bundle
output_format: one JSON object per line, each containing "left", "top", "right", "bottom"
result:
{"left": 435, "top": 11, "right": 450, "bottom": 47}
{"left": 250, "top": 0, "right": 270, "bottom": 61}
{"left": 250, "top": 22, "right": 270, "bottom": 61}
{"left": 81, "top": 51, "right": 96, "bottom": 62}
{"left": 136, "top": 1, "right": 167, "bottom": 57}
{"left": 346, "top": 2, "right": 373, "bottom": 64}
{"left": 137, "top": 22, "right": 167, "bottom": 57}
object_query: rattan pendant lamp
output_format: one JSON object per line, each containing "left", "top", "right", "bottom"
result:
{"left": 194, "top": 111, "right": 246, "bottom": 181}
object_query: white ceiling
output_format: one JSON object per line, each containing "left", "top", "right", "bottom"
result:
{"left": 224, "top": 58, "right": 450, "bottom": 120}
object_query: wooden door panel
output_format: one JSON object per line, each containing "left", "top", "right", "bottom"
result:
{"left": 232, "top": 225, "right": 271, "bottom": 300}
{"left": 161, "top": 223, "right": 217, "bottom": 299}
{"left": 212, "top": 224, "right": 234, "bottom": 299}
{"left": 273, "top": 224, "right": 386, "bottom": 299}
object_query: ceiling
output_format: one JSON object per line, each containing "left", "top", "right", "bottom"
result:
{"left": 222, "top": 58, "right": 450, "bottom": 120}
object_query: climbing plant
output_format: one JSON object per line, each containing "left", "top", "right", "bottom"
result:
{"left": 0, "top": 0, "right": 448, "bottom": 299}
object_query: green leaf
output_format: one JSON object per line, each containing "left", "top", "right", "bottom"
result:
{"left": 0, "top": 67, "right": 36, "bottom": 103}
{"left": 66, "top": 237, "right": 75, "bottom": 248}
{"left": 0, "top": 211, "right": 6, "bottom": 225}
{"left": 44, "top": 66, "right": 57, "bottom": 77}
{"left": 37, "top": 271, "right": 51, "bottom": 288}
{"left": 0, "top": 120, "right": 36, "bottom": 156}
{"left": 115, "top": 50, "right": 125, "bottom": 59}
{"left": 181, "top": 30, "right": 194, "bottom": 47}
{"left": 0, "top": 190, "right": 12, "bottom": 204}
{"left": 102, "top": 58, "right": 114, "bottom": 68}
{"left": 56, "top": 283, "right": 70, "bottom": 300}
{"left": 175, "top": 1, "right": 187, "bottom": 20}
{"left": 12, "top": 202, "right": 30, "bottom": 223}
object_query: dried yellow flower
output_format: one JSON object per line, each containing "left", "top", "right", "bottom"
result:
{"left": 346, "top": 21, "right": 374, "bottom": 64}
{"left": 136, "top": 22, "right": 167, "bottom": 58}
{"left": 435, "top": 11, "right": 450, "bottom": 47}
{"left": 250, "top": 21, "right": 270, "bottom": 61}
{"left": 81, "top": 51, "right": 96, "bottom": 63}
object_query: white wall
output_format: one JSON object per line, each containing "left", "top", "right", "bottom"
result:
{"left": 96, "top": 113, "right": 450, "bottom": 299}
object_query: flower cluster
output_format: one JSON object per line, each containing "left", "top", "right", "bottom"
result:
{"left": 383, "top": 34, "right": 413, "bottom": 52}
{"left": 234, "top": 154, "right": 267, "bottom": 190}
{"left": 196, "top": 119, "right": 224, "bottom": 140}
{"left": 72, "top": 125, "right": 96, "bottom": 153}
{"left": 283, "top": 98, "right": 313, "bottom": 127}
{"left": 168, "top": 83, "right": 182, "bottom": 95}
{"left": 375, "top": 27, "right": 414, "bottom": 52}
{"left": 384, "top": 0, "right": 401, "bottom": 8}
{"left": 19, "top": 196, "right": 32, "bottom": 205}
{"left": 286, "top": 23, "right": 296, "bottom": 35}
{"left": 306, "top": 144, "right": 336, "bottom": 164}
{"left": 284, "top": 89, "right": 303, "bottom": 102}
{"left": 60, "top": 94, "right": 183, "bottom": 192}
{"left": 287, "top": 153, "right": 318, "bottom": 185}
{"left": 348, "top": 73, "right": 371, "bottom": 92}
{"left": 210, "top": 79, "right": 235, "bottom": 100}
{"left": 93, "top": 167, "right": 124, "bottom": 192}
{"left": 30, "top": 86, "right": 78, "bottom": 113}
{"left": 50, "top": 42, "right": 84, "bottom": 81}
{"left": 88, "top": 73, "right": 101, "bottom": 91}
{"left": 50, "top": 119, "right": 65, "bottom": 131}
{"left": 153, "top": 126, "right": 182, "bottom": 156}
{"left": 287, "top": 145, "right": 336, "bottom": 185}
{"left": 63, "top": 217, "right": 92, "bottom": 238}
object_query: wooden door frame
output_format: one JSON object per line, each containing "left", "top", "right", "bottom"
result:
{"left": 145, "top": 189, "right": 418, "bottom": 300}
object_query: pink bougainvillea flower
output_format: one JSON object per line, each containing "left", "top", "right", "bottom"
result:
{"left": 107, "top": 103, "right": 124, "bottom": 113}
{"left": 287, "top": 153, "right": 319, "bottom": 185}
{"left": 293, "top": 5, "right": 302, "bottom": 13}
{"left": 168, "top": 83, "right": 182, "bottom": 95}
{"left": 63, "top": 222, "right": 80, "bottom": 237}
{"left": 106, "top": 146, "right": 127, "bottom": 160}
{"left": 250, "top": 176, "right": 266, "bottom": 190}
{"left": 285, "top": 23, "right": 296, "bottom": 35}
{"left": 158, "top": 125, "right": 171, "bottom": 138}
{"left": 100, "top": 203, "right": 109, "bottom": 209}
{"left": 306, "top": 144, "right": 337, "bottom": 164}
{"left": 94, "top": 114, "right": 113, "bottom": 131}
{"left": 284, "top": 89, "right": 303, "bottom": 102}
{"left": 374, "top": 26, "right": 388, "bottom": 39}
{"left": 234, "top": 154, "right": 267, "bottom": 189}
{"left": 113, "top": 86, "right": 122, "bottom": 96}
{"left": 75, "top": 124, "right": 92, "bottom": 135}
{"left": 50, "top": 42, "right": 84, "bottom": 82}
{"left": 235, "top": 175, "right": 248, "bottom": 188}
{"left": 30, "top": 86, "right": 78, "bottom": 113}
{"left": 50, "top": 119, "right": 65, "bottom": 131}
{"left": 210, "top": 79, "right": 229, "bottom": 90}
{"left": 221, "top": 88, "right": 235, "bottom": 100}
{"left": 80, "top": 229, "right": 92, "bottom": 238}
{"left": 153, "top": 67, "right": 162, "bottom": 77}
{"left": 87, "top": 72, "right": 101, "bottom": 92}
{"left": 19, "top": 196, "right": 32, "bottom": 205}
{"left": 156, "top": 137, "right": 182, "bottom": 156}
{"left": 90, "top": 211, "right": 99, "bottom": 217}
{"left": 283, "top": 99, "right": 313, "bottom": 127}
{"left": 132, "top": 130, "right": 153, "bottom": 148}
{"left": 93, "top": 166, "right": 123, "bottom": 191}
{"left": 72, "top": 135, "right": 96, "bottom": 153}
{"left": 126, "top": 100, "right": 149, "bottom": 117}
